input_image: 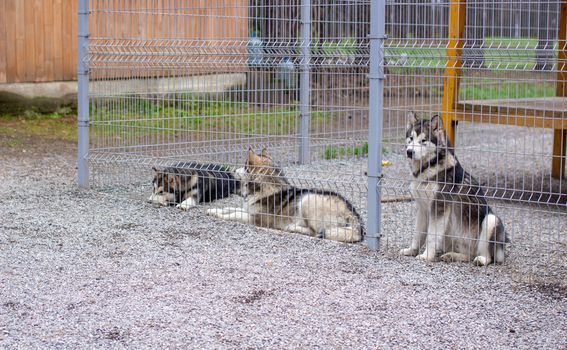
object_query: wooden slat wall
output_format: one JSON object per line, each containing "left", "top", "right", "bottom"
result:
{"left": 0, "top": 0, "right": 248, "bottom": 84}
{"left": 0, "top": 0, "right": 77, "bottom": 83}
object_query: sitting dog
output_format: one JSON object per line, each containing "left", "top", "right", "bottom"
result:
{"left": 148, "top": 162, "right": 240, "bottom": 210}
{"left": 400, "top": 112, "right": 507, "bottom": 265}
{"left": 206, "top": 148, "right": 365, "bottom": 243}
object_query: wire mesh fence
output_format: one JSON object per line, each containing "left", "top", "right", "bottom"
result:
{"left": 381, "top": 0, "right": 566, "bottom": 276}
{"left": 82, "top": 0, "right": 566, "bottom": 276}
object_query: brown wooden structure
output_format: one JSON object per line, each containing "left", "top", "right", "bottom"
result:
{"left": 0, "top": 0, "right": 248, "bottom": 84}
{"left": 441, "top": 0, "right": 567, "bottom": 179}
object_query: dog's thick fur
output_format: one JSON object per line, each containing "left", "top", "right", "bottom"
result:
{"left": 207, "top": 148, "right": 365, "bottom": 243}
{"left": 401, "top": 112, "right": 508, "bottom": 265}
{"left": 148, "top": 162, "right": 240, "bottom": 210}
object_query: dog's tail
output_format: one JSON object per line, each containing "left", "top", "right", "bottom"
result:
{"left": 325, "top": 225, "right": 364, "bottom": 243}
{"left": 484, "top": 213, "right": 507, "bottom": 264}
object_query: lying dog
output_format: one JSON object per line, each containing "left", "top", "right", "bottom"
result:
{"left": 401, "top": 112, "right": 508, "bottom": 265}
{"left": 207, "top": 148, "right": 365, "bottom": 243}
{"left": 148, "top": 162, "right": 240, "bottom": 210}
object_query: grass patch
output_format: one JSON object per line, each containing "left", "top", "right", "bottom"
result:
{"left": 91, "top": 98, "right": 334, "bottom": 138}
{"left": 0, "top": 113, "right": 77, "bottom": 143}
{"left": 0, "top": 139, "right": 24, "bottom": 148}
{"left": 324, "top": 143, "right": 369, "bottom": 160}
{"left": 459, "top": 80, "right": 556, "bottom": 100}
{"left": 385, "top": 36, "right": 555, "bottom": 72}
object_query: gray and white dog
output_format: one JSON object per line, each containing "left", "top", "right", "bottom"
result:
{"left": 207, "top": 148, "right": 365, "bottom": 243}
{"left": 148, "top": 162, "right": 240, "bottom": 210}
{"left": 400, "top": 112, "right": 507, "bottom": 265}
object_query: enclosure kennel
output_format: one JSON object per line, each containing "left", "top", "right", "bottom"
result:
{"left": 79, "top": 1, "right": 566, "bottom": 275}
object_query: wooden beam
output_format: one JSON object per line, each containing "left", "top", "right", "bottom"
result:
{"left": 452, "top": 111, "right": 567, "bottom": 130}
{"left": 0, "top": 0, "right": 6, "bottom": 83}
{"left": 552, "top": 0, "right": 567, "bottom": 179}
{"left": 441, "top": 0, "right": 467, "bottom": 146}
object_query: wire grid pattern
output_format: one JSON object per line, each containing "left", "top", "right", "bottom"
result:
{"left": 87, "top": 1, "right": 371, "bottom": 224}
{"left": 85, "top": 1, "right": 566, "bottom": 270}
{"left": 382, "top": 0, "right": 566, "bottom": 270}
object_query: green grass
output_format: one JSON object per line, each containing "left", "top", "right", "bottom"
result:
{"left": 459, "top": 80, "right": 556, "bottom": 100}
{"left": 319, "top": 37, "right": 358, "bottom": 56}
{"left": 324, "top": 142, "right": 369, "bottom": 160}
{"left": 91, "top": 98, "right": 334, "bottom": 138}
{"left": 385, "top": 36, "right": 555, "bottom": 71}
{"left": 0, "top": 113, "right": 77, "bottom": 143}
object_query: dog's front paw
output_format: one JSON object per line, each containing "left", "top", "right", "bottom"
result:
{"left": 206, "top": 208, "right": 223, "bottom": 217}
{"left": 177, "top": 198, "right": 197, "bottom": 211}
{"left": 440, "top": 252, "right": 455, "bottom": 263}
{"left": 416, "top": 252, "right": 436, "bottom": 262}
{"left": 399, "top": 248, "right": 418, "bottom": 256}
{"left": 176, "top": 203, "right": 195, "bottom": 211}
{"left": 473, "top": 256, "right": 489, "bottom": 266}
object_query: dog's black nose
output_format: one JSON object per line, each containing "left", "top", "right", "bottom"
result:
{"left": 406, "top": 149, "right": 414, "bottom": 158}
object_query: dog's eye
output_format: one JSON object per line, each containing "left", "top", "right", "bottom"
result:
{"left": 420, "top": 140, "right": 426, "bottom": 144}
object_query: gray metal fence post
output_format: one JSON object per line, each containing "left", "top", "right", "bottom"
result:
{"left": 78, "top": 0, "right": 89, "bottom": 188}
{"left": 299, "top": 0, "right": 311, "bottom": 164}
{"left": 367, "top": 0, "right": 386, "bottom": 251}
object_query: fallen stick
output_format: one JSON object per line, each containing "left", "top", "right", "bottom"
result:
{"left": 381, "top": 196, "right": 413, "bottom": 203}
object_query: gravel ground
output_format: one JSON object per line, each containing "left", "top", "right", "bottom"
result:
{"left": 1, "top": 141, "right": 566, "bottom": 349}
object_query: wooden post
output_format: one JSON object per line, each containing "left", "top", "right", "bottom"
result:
{"left": 552, "top": 0, "right": 567, "bottom": 179}
{"left": 441, "top": 0, "right": 467, "bottom": 146}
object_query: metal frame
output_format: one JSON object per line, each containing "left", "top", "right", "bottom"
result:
{"left": 299, "top": 0, "right": 311, "bottom": 165}
{"left": 367, "top": 0, "right": 386, "bottom": 250}
{"left": 77, "top": 0, "right": 89, "bottom": 188}
{"left": 80, "top": 1, "right": 565, "bottom": 267}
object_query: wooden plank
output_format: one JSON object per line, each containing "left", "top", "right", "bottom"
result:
{"left": 441, "top": 0, "right": 467, "bottom": 145}
{"left": 53, "top": 0, "right": 63, "bottom": 80}
{"left": 70, "top": 0, "right": 78, "bottom": 80}
{"left": 60, "top": 0, "right": 68, "bottom": 80}
{"left": 553, "top": 0, "right": 567, "bottom": 179}
{"left": 552, "top": 129, "right": 567, "bottom": 178}
{"left": 452, "top": 111, "right": 567, "bottom": 130}
{"left": 4, "top": 0, "right": 17, "bottom": 82}
{"left": 24, "top": 0, "right": 35, "bottom": 82}
{"left": 34, "top": 0, "right": 46, "bottom": 81}
{"left": 0, "top": 0, "right": 7, "bottom": 83}
{"left": 14, "top": 0, "right": 26, "bottom": 82}
{"left": 61, "top": 0, "right": 74, "bottom": 80}
{"left": 44, "top": 0, "right": 55, "bottom": 81}
{"left": 457, "top": 98, "right": 567, "bottom": 119}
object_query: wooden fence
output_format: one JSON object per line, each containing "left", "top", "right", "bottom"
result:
{"left": 0, "top": 0, "right": 248, "bottom": 84}
{"left": 0, "top": 0, "right": 78, "bottom": 83}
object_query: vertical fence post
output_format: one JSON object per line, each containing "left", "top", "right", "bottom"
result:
{"left": 299, "top": 0, "right": 311, "bottom": 164}
{"left": 77, "top": 0, "right": 89, "bottom": 188}
{"left": 367, "top": 0, "right": 386, "bottom": 251}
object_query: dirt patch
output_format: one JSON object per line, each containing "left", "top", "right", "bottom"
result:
{"left": 0, "top": 115, "right": 77, "bottom": 160}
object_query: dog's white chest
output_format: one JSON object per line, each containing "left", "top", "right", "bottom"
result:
{"left": 410, "top": 179, "right": 438, "bottom": 207}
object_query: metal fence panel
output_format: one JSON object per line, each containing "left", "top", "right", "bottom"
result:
{"left": 81, "top": 1, "right": 566, "bottom": 279}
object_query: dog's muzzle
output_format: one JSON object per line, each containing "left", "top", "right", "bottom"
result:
{"left": 406, "top": 149, "right": 414, "bottom": 159}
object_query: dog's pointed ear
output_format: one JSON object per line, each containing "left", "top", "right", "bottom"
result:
{"left": 406, "top": 111, "right": 419, "bottom": 129}
{"left": 430, "top": 114, "right": 443, "bottom": 131}
{"left": 248, "top": 148, "right": 259, "bottom": 165}
{"left": 260, "top": 148, "right": 269, "bottom": 157}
